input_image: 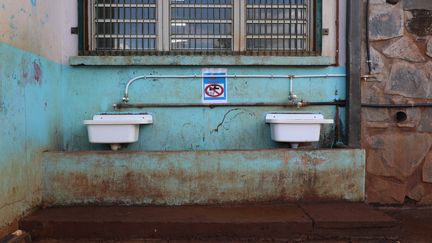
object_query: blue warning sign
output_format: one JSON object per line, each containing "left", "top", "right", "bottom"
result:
{"left": 202, "top": 69, "right": 228, "bottom": 104}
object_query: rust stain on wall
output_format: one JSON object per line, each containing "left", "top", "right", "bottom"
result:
{"left": 42, "top": 150, "right": 365, "bottom": 206}
{"left": 300, "top": 154, "right": 326, "bottom": 165}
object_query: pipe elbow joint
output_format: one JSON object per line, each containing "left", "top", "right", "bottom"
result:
{"left": 122, "top": 96, "right": 129, "bottom": 103}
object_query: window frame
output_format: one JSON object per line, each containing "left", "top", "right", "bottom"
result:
{"left": 78, "top": 0, "right": 331, "bottom": 57}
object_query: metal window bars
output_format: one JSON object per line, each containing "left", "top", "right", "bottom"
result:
{"left": 170, "top": 0, "right": 233, "bottom": 52}
{"left": 91, "top": 0, "right": 158, "bottom": 52}
{"left": 246, "top": 0, "right": 314, "bottom": 54}
{"left": 86, "top": 0, "right": 317, "bottom": 55}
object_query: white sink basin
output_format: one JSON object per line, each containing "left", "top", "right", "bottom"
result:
{"left": 84, "top": 113, "right": 153, "bottom": 150}
{"left": 266, "top": 113, "right": 333, "bottom": 148}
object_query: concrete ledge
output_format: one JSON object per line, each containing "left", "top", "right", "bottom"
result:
{"left": 20, "top": 203, "right": 398, "bottom": 241}
{"left": 69, "top": 55, "right": 335, "bottom": 66}
{"left": 42, "top": 149, "right": 365, "bottom": 206}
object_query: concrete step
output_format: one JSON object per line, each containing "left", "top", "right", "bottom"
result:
{"left": 32, "top": 239, "right": 396, "bottom": 243}
{"left": 19, "top": 203, "right": 399, "bottom": 242}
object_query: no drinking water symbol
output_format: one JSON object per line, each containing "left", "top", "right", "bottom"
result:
{"left": 205, "top": 84, "right": 225, "bottom": 97}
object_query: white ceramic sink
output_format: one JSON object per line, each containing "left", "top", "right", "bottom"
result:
{"left": 84, "top": 113, "right": 153, "bottom": 150}
{"left": 266, "top": 113, "right": 333, "bottom": 148}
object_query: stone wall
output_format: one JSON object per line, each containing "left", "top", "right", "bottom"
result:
{"left": 364, "top": 0, "right": 432, "bottom": 204}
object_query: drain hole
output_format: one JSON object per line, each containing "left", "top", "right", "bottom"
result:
{"left": 396, "top": 111, "right": 407, "bottom": 123}
{"left": 386, "top": 0, "right": 400, "bottom": 5}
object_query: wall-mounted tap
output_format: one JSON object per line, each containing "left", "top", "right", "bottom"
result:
{"left": 288, "top": 76, "right": 303, "bottom": 108}
{"left": 122, "top": 75, "right": 148, "bottom": 103}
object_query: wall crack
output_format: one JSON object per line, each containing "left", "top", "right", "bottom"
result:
{"left": 211, "top": 108, "right": 241, "bottom": 134}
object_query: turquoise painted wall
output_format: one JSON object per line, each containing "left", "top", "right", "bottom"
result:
{"left": 0, "top": 0, "right": 357, "bottom": 229}
{"left": 62, "top": 65, "right": 346, "bottom": 151}
{"left": 0, "top": 41, "right": 348, "bottom": 227}
{"left": 0, "top": 42, "right": 62, "bottom": 227}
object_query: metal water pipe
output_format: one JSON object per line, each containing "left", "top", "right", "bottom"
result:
{"left": 121, "top": 74, "right": 347, "bottom": 104}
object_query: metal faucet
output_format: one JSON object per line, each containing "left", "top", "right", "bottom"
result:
{"left": 122, "top": 75, "right": 148, "bottom": 103}
{"left": 288, "top": 76, "right": 303, "bottom": 108}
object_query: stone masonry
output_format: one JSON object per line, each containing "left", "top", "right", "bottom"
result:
{"left": 364, "top": 0, "right": 432, "bottom": 204}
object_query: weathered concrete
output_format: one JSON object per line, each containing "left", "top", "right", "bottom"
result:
{"left": 19, "top": 203, "right": 398, "bottom": 241}
{"left": 42, "top": 149, "right": 366, "bottom": 206}
{"left": 0, "top": 0, "right": 77, "bottom": 64}
{"left": 301, "top": 203, "right": 398, "bottom": 239}
{"left": 20, "top": 205, "right": 312, "bottom": 240}
{"left": 0, "top": 42, "right": 62, "bottom": 228}
{"left": 70, "top": 55, "right": 335, "bottom": 66}
{"left": 384, "top": 208, "right": 432, "bottom": 242}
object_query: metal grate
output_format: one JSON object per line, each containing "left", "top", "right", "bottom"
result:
{"left": 85, "top": 0, "right": 317, "bottom": 55}
{"left": 246, "top": 0, "right": 313, "bottom": 52}
{"left": 91, "top": 0, "right": 158, "bottom": 51}
{"left": 170, "top": 0, "right": 233, "bottom": 51}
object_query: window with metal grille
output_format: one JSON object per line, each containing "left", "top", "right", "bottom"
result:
{"left": 80, "top": 0, "right": 321, "bottom": 55}
{"left": 246, "top": 0, "right": 312, "bottom": 52}
{"left": 90, "top": 0, "right": 157, "bottom": 51}
{"left": 170, "top": 0, "right": 233, "bottom": 51}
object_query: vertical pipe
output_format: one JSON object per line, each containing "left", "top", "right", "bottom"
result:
{"left": 335, "top": 0, "right": 340, "bottom": 65}
{"left": 289, "top": 76, "right": 294, "bottom": 100}
{"left": 315, "top": 0, "right": 323, "bottom": 54}
{"left": 365, "top": 0, "right": 372, "bottom": 74}
{"left": 346, "top": 0, "right": 362, "bottom": 148}
{"left": 78, "top": 0, "right": 85, "bottom": 54}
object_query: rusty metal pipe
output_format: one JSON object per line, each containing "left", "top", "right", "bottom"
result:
{"left": 362, "top": 103, "right": 432, "bottom": 108}
{"left": 122, "top": 74, "right": 347, "bottom": 103}
{"left": 114, "top": 101, "right": 346, "bottom": 109}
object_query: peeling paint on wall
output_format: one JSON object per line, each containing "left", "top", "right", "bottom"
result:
{"left": 33, "top": 60, "right": 42, "bottom": 84}
{"left": 61, "top": 65, "right": 346, "bottom": 151}
{"left": 0, "top": 42, "right": 61, "bottom": 229}
{"left": 42, "top": 149, "right": 366, "bottom": 206}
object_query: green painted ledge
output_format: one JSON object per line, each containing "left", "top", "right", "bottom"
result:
{"left": 69, "top": 55, "right": 335, "bottom": 66}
